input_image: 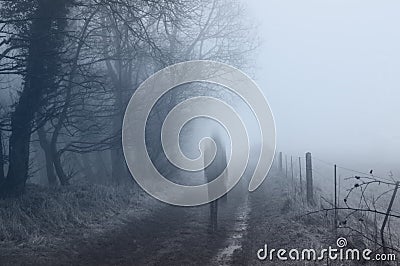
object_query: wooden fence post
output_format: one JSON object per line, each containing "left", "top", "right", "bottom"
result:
{"left": 291, "top": 156, "right": 294, "bottom": 191}
{"left": 380, "top": 181, "right": 399, "bottom": 253}
{"left": 279, "top": 152, "right": 283, "bottom": 172}
{"left": 285, "top": 155, "right": 288, "bottom": 178}
{"left": 334, "top": 164, "right": 337, "bottom": 234}
{"left": 305, "top": 152, "right": 314, "bottom": 204}
{"left": 299, "top": 157, "right": 303, "bottom": 196}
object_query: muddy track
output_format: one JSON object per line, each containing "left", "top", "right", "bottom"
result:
{"left": 0, "top": 184, "right": 248, "bottom": 266}
{"left": 65, "top": 187, "right": 247, "bottom": 266}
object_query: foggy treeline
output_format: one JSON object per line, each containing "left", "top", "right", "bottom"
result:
{"left": 0, "top": 0, "right": 256, "bottom": 197}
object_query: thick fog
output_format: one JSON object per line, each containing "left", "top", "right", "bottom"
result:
{"left": 244, "top": 0, "right": 400, "bottom": 177}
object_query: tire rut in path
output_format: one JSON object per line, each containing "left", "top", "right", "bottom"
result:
{"left": 212, "top": 195, "right": 251, "bottom": 266}
{"left": 66, "top": 192, "right": 246, "bottom": 266}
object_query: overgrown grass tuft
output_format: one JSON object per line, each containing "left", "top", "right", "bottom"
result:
{"left": 0, "top": 183, "right": 135, "bottom": 244}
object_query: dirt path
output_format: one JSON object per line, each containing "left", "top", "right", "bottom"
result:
{"left": 65, "top": 185, "right": 250, "bottom": 266}
{"left": 231, "top": 171, "right": 333, "bottom": 265}
{"left": 213, "top": 194, "right": 250, "bottom": 265}
{"left": 1, "top": 171, "right": 335, "bottom": 266}
{"left": 0, "top": 183, "right": 250, "bottom": 266}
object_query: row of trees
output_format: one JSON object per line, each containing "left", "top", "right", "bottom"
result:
{"left": 0, "top": 0, "right": 256, "bottom": 196}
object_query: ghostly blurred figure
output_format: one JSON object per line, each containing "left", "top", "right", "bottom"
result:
{"left": 217, "top": 144, "right": 228, "bottom": 204}
{"left": 204, "top": 133, "right": 228, "bottom": 232}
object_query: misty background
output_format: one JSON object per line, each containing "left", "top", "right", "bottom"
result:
{"left": 0, "top": 1, "right": 399, "bottom": 265}
{"left": 245, "top": 0, "right": 400, "bottom": 178}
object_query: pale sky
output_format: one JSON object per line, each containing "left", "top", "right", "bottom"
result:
{"left": 243, "top": 0, "right": 400, "bottom": 177}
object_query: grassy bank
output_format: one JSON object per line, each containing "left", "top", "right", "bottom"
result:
{"left": 0, "top": 183, "right": 136, "bottom": 244}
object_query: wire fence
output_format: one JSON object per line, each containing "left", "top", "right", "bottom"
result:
{"left": 275, "top": 151, "right": 400, "bottom": 255}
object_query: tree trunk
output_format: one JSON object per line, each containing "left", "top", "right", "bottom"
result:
{"left": 3, "top": 104, "right": 33, "bottom": 195}
{"left": 0, "top": 131, "right": 4, "bottom": 181}
{"left": 1, "top": 0, "right": 69, "bottom": 196}
{"left": 46, "top": 6, "right": 96, "bottom": 186}
{"left": 111, "top": 150, "right": 127, "bottom": 185}
{"left": 107, "top": 63, "right": 129, "bottom": 185}
{"left": 80, "top": 154, "right": 96, "bottom": 182}
{"left": 94, "top": 152, "right": 110, "bottom": 184}
{"left": 111, "top": 106, "right": 129, "bottom": 185}
{"left": 104, "top": 19, "right": 132, "bottom": 186}
{"left": 53, "top": 151, "right": 69, "bottom": 186}
{"left": 49, "top": 113, "right": 70, "bottom": 186}
{"left": 37, "top": 127, "right": 57, "bottom": 186}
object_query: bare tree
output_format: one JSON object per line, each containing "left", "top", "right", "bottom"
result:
{"left": 0, "top": 0, "right": 72, "bottom": 196}
{"left": 0, "top": 0, "right": 258, "bottom": 193}
{"left": 0, "top": 130, "right": 4, "bottom": 180}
